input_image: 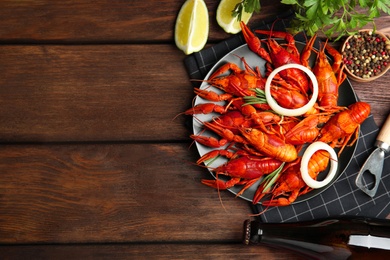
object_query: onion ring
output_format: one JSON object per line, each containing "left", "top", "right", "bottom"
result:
{"left": 300, "top": 141, "right": 338, "bottom": 189}
{"left": 265, "top": 63, "right": 318, "bottom": 116}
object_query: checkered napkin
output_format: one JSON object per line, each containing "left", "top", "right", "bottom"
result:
{"left": 184, "top": 9, "right": 390, "bottom": 223}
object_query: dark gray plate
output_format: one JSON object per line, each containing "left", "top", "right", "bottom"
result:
{"left": 193, "top": 42, "right": 358, "bottom": 204}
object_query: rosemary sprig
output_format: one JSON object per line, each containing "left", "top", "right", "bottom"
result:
{"left": 260, "top": 162, "right": 285, "bottom": 193}
{"left": 203, "top": 155, "right": 220, "bottom": 166}
{"left": 242, "top": 88, "right": 267, "bottom": 106}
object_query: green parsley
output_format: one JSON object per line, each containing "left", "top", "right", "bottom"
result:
{"left": 232, "top": 0, "right": 261, "bottom": 21}
{"left": 283, "top": 0, "right": 390, "bottom": 39}
{"left": 233, "top": 0, "right": 390, "bottom": 39}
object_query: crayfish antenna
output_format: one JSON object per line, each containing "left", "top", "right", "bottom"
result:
{"left": 215, "top": 173, "right": 229, "bottom": 214}
{"left": 172, "top": 111, "right": 185, "bottom": 121}
{"left": 235, "top": 177, "right": 261, "bottom": 197}
{"left": 249, "top": 200, "right": 273, "bottom": 217}
{"left": 188, "top": 125, "right": 206, "bottom": 149}
{"left": 173, "top": 109, "right": 193, "bottom": 121}
{"left": 172, "top": 93, "right": 200, "bottom": 120}
{"left": 249, "top": 206, "right": 269, "bottom": 217}
{"left": 189, "top": 78, "right": 207, "bottom": 85}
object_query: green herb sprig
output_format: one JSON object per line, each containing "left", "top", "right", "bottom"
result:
{"left": 233, "top": 0, "right": 390, "bottom": 39}
{"left": 232, "top": 0, "right": 261, "bottom": 21}
{"left": 242, "top": 88, "right": 267, "bottom": 105}
{"left": 259, "top": 162, "right": 285, "bottom": 193}
{"left": 283, "top": 0, "right": 390, "bottom": 39}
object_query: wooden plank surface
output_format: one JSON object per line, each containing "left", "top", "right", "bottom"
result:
{"left": 0, "top": 0, "right": 389, "bottom": 259}
{"left": 0, "top": 44, "right": 389, "bottom": 143}
{"left": 0, "top": 44, "right": 192, "bottom": 142}
{"left": 0, "top": 143, "right": 253, "bottom": 244}
{"left": 0, "top": 244, "right": 305, "bottom": 259}
{"left": 0, "top": 0, "right": 290, "bottom": 43}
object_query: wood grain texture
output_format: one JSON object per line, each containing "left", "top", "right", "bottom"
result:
{"left": 0, "top": 44, "right": 389, "bottom": 143}
{"left": 0, "top": 0, "right": 389, "bottom": 259}
{"left": 0, "top": 244, "right": 305, "bottom": 260}
{"left": 0, "top": 44, "right": 193, "bottom": 142}
{"left": 0, "top": 0, "right": 290, "bottom": 43}
{"left": 0, "top": 143, "right": 253, "bottom": 244}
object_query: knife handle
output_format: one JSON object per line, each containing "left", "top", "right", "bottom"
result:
{"left": 377, "top": 114, "right": 390, "bottom": 149}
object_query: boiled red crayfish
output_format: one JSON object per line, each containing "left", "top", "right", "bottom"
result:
{"left": 188, "top": 56, "right": 310, "bottom": 115}
{"left": 253, "top": 150, "right": 331, "bottom": 206}
{"left": 303, "top": 35, "right": 347, "bottom": 109}
{"left": 239, "top": 127, "right": 298, "bottom": 162}
{"left": 318, "top": 101, "right": 371, "bottom": 155}
{"left": 201, "top": 155, "right": 283, "bottom": 190}
{"left": 181, "top": 25, "right": 371, "bottom": 208}
{"left": 284, "top": 114, "right": 331, "bottom": 145}
{"left": 240, "top": 21, "right": 311, "bottom": 94}
{"left": 194, "top": 59, "right": 261, "bottom": 102}
{"left": 190, "top": 111, "right": 250, "bottom": 148}
{"left": 190, "top": 110, "right": 294, "bottom": 152}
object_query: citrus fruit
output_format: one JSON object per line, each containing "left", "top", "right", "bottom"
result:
{"left": 216, "top": 0, "right": 253, "bottom": 34}
{"left": 174, "top": 0, "right": 209, "bottom": 55}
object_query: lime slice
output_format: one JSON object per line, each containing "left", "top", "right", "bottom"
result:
{"left": 175, "top": 0, "right": 209, "bottom": 55}
{"left": 217, "top": 0, "right": 253, "bottom": 34}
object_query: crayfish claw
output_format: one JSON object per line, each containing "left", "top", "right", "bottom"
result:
{"left": 201, "top": 178, "right": 240, "bottom": 190}
{"left": 240, "top": 22, "right": 272, "bottom": 63}
{"left": 261, "top": 197, "right": 293, "bottom": 207}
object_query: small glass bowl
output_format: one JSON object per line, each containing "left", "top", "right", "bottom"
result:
{"left": 341, "top": 29, "right": 390, "bottom": 82}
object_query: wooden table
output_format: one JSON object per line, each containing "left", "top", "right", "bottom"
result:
{"left": 0, "top": 1, "right": 389, "bottom": 259}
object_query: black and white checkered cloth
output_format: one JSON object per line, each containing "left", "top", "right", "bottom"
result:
{"left": 184, "top": 9, "right": 390, "bottom": 223}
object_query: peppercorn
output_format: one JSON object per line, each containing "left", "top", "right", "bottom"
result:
{"left": 343, "top": 30, "right": 390, "bottom": 79}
